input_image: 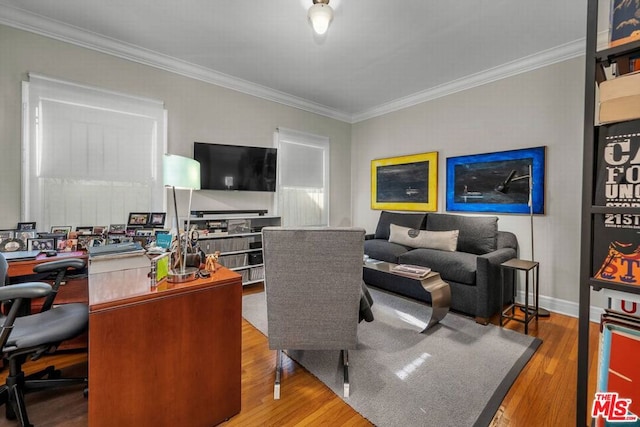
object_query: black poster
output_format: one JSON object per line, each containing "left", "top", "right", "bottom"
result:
{"left": 593, "top": 121, "right": 640, "bottom": 285}
{"left": 595, "top": 120, "right": 640, "bottom": 207}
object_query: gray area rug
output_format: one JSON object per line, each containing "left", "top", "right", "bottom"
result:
{"left": 242, "top": 287, "right": 541, "bottom": 427}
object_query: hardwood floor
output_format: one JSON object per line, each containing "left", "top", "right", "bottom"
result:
{"left": 0, "top": 284, "right": 600, "bottom": 426}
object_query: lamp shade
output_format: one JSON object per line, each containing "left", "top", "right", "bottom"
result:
{"left": 308, "top": 3, "right": 333, "bottom": 35}
{"left": 163, "top": 154, "right": 201, "bottom": 190}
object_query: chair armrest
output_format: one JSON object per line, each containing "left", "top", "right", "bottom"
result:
{"left": 475, "top": 248, "right": 517, "bottom": 318}
{"left": 365, "top": 234, "right": 376, "bottom": 240}
{"left": 0, "top": 282, "right": 52, "bottom": 301}
{"left": 32, "top": 258, "right": 86, "bottom": 274}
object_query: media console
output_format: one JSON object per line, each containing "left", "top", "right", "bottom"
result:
{"left": 187, "top": 214, "right": 281, "bottom": 285}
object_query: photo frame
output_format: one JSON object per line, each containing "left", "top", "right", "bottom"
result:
{"left": 108, "top": 224, "right": 127, "bottom": 234}
{"left": 0, "top": 239, "right": 25, "bottom": 252}
{"left": 149, "top": 212, "right": 166, "bottom": 228}
{"left": 128, "top": 212, "right": 150, "bottom": 227}
{"left": 17, "top": 222, "right": 36, "bottom": 231}
{"left": 57, "top": 239, "right": 78, "bottom": 252}
{"left": 92, "top": 226, "right": 106, "bottom": 235}
{"left": 27, "top": 238, "right": 55, "bottom": 251}
{"left": 446, "top": 146, "right": 545, "bottom": 214}
{"left": 15, "top": 230, "right": 36, "bottom": 246}
{"left": 76, "top": 226, "right": 94, "bottom": 235}
{"left": 371, "top": 152, "right": 438, "bottom": 212}
{"left": 50, "top": 226, "right": 71, "bottom": 239}
{"left": 0, "top": 230, "right": 14, "bottom": 241}
{"left": 77, "top": 235, "right": 96, "bottom": 250}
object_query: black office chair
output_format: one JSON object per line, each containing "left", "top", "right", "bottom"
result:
{"left": 0, "top": 253, "right": 88, "bottom": 427}
{"left": 30, "top": 258, "right": 86, "bottom": 313}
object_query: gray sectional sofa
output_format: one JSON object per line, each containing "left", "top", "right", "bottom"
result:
{"left": 363, "top": 211, "right": 518, "bottom": 324}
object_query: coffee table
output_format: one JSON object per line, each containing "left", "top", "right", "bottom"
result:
{"left": 363, "top": 259, "right": 451, "bottom": 332}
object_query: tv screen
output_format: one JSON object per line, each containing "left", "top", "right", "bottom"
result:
{"left": 194, "top": 142, "right": 277, "bottom": 192}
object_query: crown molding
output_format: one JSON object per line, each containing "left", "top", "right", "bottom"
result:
{"left": 351, "top": 38, "right": 586, "bottom": 123}
{"left": 0, "top": 4, "right": 353, "bottom": 123}
{"left": 1, "top": 4, "right": 588, "bottom": 125}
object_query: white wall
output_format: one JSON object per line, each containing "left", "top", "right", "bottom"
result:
{"left": 352, "top": 57, "right": 587, "bottom": 307}
{"left": 0, "top": 24, "right": 353, "bottom": 229}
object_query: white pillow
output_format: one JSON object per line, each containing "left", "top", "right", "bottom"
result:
{"left": 388, "top": 224, "right": 459, "bottom": 252}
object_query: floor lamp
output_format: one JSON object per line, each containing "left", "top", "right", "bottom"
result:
{"left": 163, "top": 154, "right": 201, "bottom": 283}
{"left": 496, "top": 165, "right": 550, "bottom": 317}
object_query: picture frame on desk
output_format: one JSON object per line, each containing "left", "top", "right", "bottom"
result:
{"left": 50, "top": 226, "right": 71, "bottom": 239}
{"left": 92, "top": 226, "right": 106, "bottom": 235}
{"left": 77, "top": 235, "right": 96, "bottom": 250}
{"left": 149, "top": 212, "right": 166, "bottom": 228}
{"left": 57, "top": 238, "right": 78, "bottom": 252}
{"left": 128, "top": 212, "right": 150, "bottom": 227}
{"left": 27, "top": 238, "right": 55, "bottom": 251}
{"left": 108, "top": 224, "right": 127, "bottom": 234}
{"left": 107, "top": 235, "right": 132, "bottom": 245}
{"left": 76, "top": 226, "right": 93, "bottom": 235}
{"left": 16, "top": 230, "right": 36, "bottom": 246}
{"left": 0, "top": 230, "right": 14, "bottom": 241}
{"left": 37, "top": 233, "right": 66, "bottom": 250}
{"left": 17, "top": 222, "right": 36, "bottom": 231}
{"left": 0, "top": 239, "right": 25, "bottom": 252}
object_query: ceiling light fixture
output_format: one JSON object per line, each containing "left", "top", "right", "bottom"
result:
{"left": 308, "top": 0, "right": 333, "bottom": 35}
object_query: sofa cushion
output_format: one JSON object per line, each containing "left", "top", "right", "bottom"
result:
{"left": 398, "top": 248, "right": 477, "bottom": 285}
{"left": 389, "top": 224, "right": 458, "bottom": 252}
{"left": 363, "top": 239, "right": 410, "bottom": 264}
{"left": 426, "top": 213, "right": 498, "bottom": 255}
{"left": 374, "top": 211, "right": 427, "bottom": 240}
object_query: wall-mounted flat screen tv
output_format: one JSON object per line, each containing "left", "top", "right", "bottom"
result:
{"left": 194, "top": 142, "right": 277, "bottom": 192}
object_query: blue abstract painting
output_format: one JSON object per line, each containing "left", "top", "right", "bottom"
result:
{"left": 446, "top": 147, "right": 545, "bottom": 214}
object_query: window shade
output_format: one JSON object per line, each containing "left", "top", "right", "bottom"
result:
{"left": 22, "top": 74, "right": 167, "bottom": 231}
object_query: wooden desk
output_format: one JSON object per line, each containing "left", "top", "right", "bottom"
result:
{"left": 88, "top": 266, "right": 242, "bottom": 427}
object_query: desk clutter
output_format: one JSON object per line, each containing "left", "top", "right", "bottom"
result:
{"left": 0, "top": 214, "right": 168, "bottom": 255}
{"left": 2, "top": 211, "right": 279, "bottom": 289}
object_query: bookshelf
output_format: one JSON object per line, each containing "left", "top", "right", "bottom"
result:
{"left": 187, "top": 213, "right": 281, "bottom": 285}
{"left": 577, "top": 1, "right": 640, "bottom": 425}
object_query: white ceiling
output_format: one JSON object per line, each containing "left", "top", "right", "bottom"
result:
{"left": 0, "top": 0, "right": 589, "bottom": 123}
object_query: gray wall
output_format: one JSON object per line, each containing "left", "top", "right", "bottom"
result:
{"left": 352, "top": 57, "right": 587, "bottom": 309}
{"left": 0, "top": 24, "right": 353, "bottom": 228}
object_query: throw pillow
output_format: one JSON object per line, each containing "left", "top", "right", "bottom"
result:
{"left": 374, "top": 211, "right": 427, "bottom": 240}
{"left": 389, "top": 224, "right": 459, "bottom": 251}
{"left": 426, "top": 213, "right": 498, "bottom": 255}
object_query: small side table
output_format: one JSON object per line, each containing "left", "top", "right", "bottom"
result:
{"left": 499, "top": 258, "right": 539, "bottom": 335}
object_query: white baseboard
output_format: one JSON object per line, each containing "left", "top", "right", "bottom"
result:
{"left": 515, "top": 291, "right": 604, "bottom": 324}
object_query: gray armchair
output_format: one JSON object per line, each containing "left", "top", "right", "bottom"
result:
{"left": 262, "top": 227, "right": 366, "bottom": 399}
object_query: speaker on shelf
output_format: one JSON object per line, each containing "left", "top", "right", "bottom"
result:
{"left": 249, "top": 252, "right": 263, "bottom": 265}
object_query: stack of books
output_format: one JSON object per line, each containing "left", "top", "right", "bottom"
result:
{"left": 391, "top": 264, "right": 431, "bottom": 279}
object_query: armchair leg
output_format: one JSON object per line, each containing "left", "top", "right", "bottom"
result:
{"left": 273, "top": 349, "right": 351, "bottom": 399}
{"left": 342, "top": 349, "right": 350, "bottom": 398}
{"left": 274, "top": 349, "right": 282, "bottom": 400}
